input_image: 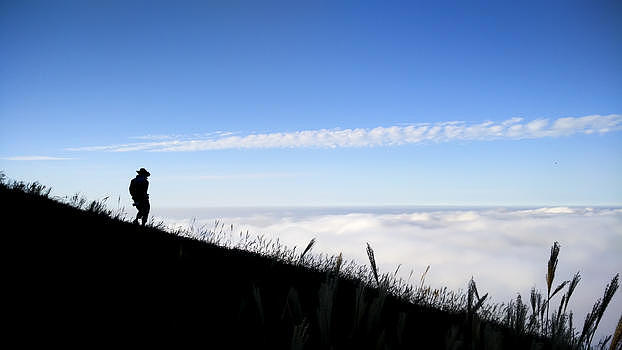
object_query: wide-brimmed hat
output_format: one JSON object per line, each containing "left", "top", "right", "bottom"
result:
{"left": 136, "top": 168, "right": 151, "bottom": 176}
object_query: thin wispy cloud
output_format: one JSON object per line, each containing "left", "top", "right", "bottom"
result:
{"left": 1, "top": 156, "right": 75, "bottom": 161}
{"left": 67, "top": 114, "right": 622, "bottom": 152}
{"left": 129, "top": 131, "right": 237, "bottom": 141}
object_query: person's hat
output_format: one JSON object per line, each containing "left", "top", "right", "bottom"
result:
{"left": 136, "top": 168, "right": 151, "bottom": 176}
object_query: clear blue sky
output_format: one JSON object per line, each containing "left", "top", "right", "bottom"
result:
{"left": 1, "top": 0, "right": 621, "bottom": 206}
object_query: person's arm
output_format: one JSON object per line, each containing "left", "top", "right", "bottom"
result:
{"left": 129, "top": 179, "right": 135, "bottom": 198}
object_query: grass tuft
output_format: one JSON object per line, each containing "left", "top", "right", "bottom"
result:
{"left": 610, "top": 315, "right": 622, "bottom": 350}
{"left": 366, "top": 242, "right": 380, "bottom": 287}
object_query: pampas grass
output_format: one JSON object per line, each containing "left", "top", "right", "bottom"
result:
{"left": 316, "top": 278, "right": 337, "bottom": 349}
{"left": 547, "top": 241, "right": 561, "bottom": 334}
{"left": 300, "top": 238, "right": 316, "bottom": 262}
{"left": 610, "top": 315, "right": 622, "bottom": 350}
{"left": 366, "top": 242, "right": 379, "bottom": 287}
{"left": 291, "top": 319, "right": 310, "bottom": 350}
{"left": 591, "top": 274, "right": 620, "bottom": 346}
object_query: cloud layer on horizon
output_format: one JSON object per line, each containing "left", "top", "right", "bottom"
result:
{"left": 67, "top": 114, "right": 622, "bottom": 152}
{"left": 156, "top": 206, "right": 622, "bottom": 338}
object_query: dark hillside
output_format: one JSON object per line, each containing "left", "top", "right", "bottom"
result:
{"left": 1, "top": 182, "right": 576, "bottom": 349}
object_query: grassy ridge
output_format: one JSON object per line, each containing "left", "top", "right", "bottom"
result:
{"left": 1, "top": 175, "right": 620, "bottom": 349}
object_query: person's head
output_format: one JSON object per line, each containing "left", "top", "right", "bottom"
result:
{"left": 136, "top": 168, "right": 151, "bottom": 177}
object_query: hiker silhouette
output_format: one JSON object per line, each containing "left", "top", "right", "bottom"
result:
{"left": 129, "top": 168, "right": 150, "bottom": 226}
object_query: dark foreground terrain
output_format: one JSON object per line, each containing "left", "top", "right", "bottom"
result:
{"left": 2, "top": 180, "right": 612, "bottom": 349}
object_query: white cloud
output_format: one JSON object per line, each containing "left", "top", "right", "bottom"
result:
{"left": 515, "top": 207, "right": 576, "bottom": 215}
{"left": 1, "top": 156, "right": 75, "bottom": 161}
{"left": 66, "top": 114, "right": 622, "bottom": 152}
{"left": 155, "top": 206, "right": 622, "bottom": 338}
{"left": 129, "top": 131, "right": 237, "bottom": 141}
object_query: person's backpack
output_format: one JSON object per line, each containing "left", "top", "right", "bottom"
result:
{"left": 130, "top": 176, "right": 148, "bottom": 199}
{"left": 129, "top": 178, "right": 138, "bottom": 199}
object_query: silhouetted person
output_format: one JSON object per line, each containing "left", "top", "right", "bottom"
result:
{"left": 129, "top": 168, "right": 150, "bottom": 226}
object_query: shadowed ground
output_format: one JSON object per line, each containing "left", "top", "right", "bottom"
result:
{"left": 2, "top": 183, "right": 568, "bottom": 349}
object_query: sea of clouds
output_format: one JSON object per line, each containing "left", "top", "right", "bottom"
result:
{"left": 154, "top": 206, "right": 622, "bottom": 339}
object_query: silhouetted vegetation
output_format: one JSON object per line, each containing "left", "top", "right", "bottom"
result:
{"left": 1, "top": 172, "right": 620, "bottom": 349}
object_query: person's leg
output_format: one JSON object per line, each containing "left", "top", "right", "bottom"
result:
{"left": 133, "top": 200, "right": 142, "bottom": 224}
{"left": 141, "top": 201, "right": 150, "bottom": 226}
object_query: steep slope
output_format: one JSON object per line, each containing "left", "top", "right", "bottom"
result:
{"left": 1, "top": 183, "right": 555, "bottom": 349}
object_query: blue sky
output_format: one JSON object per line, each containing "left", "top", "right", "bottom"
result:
{"left": 1, "top": 1, "right": 621, "bottom": 206}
